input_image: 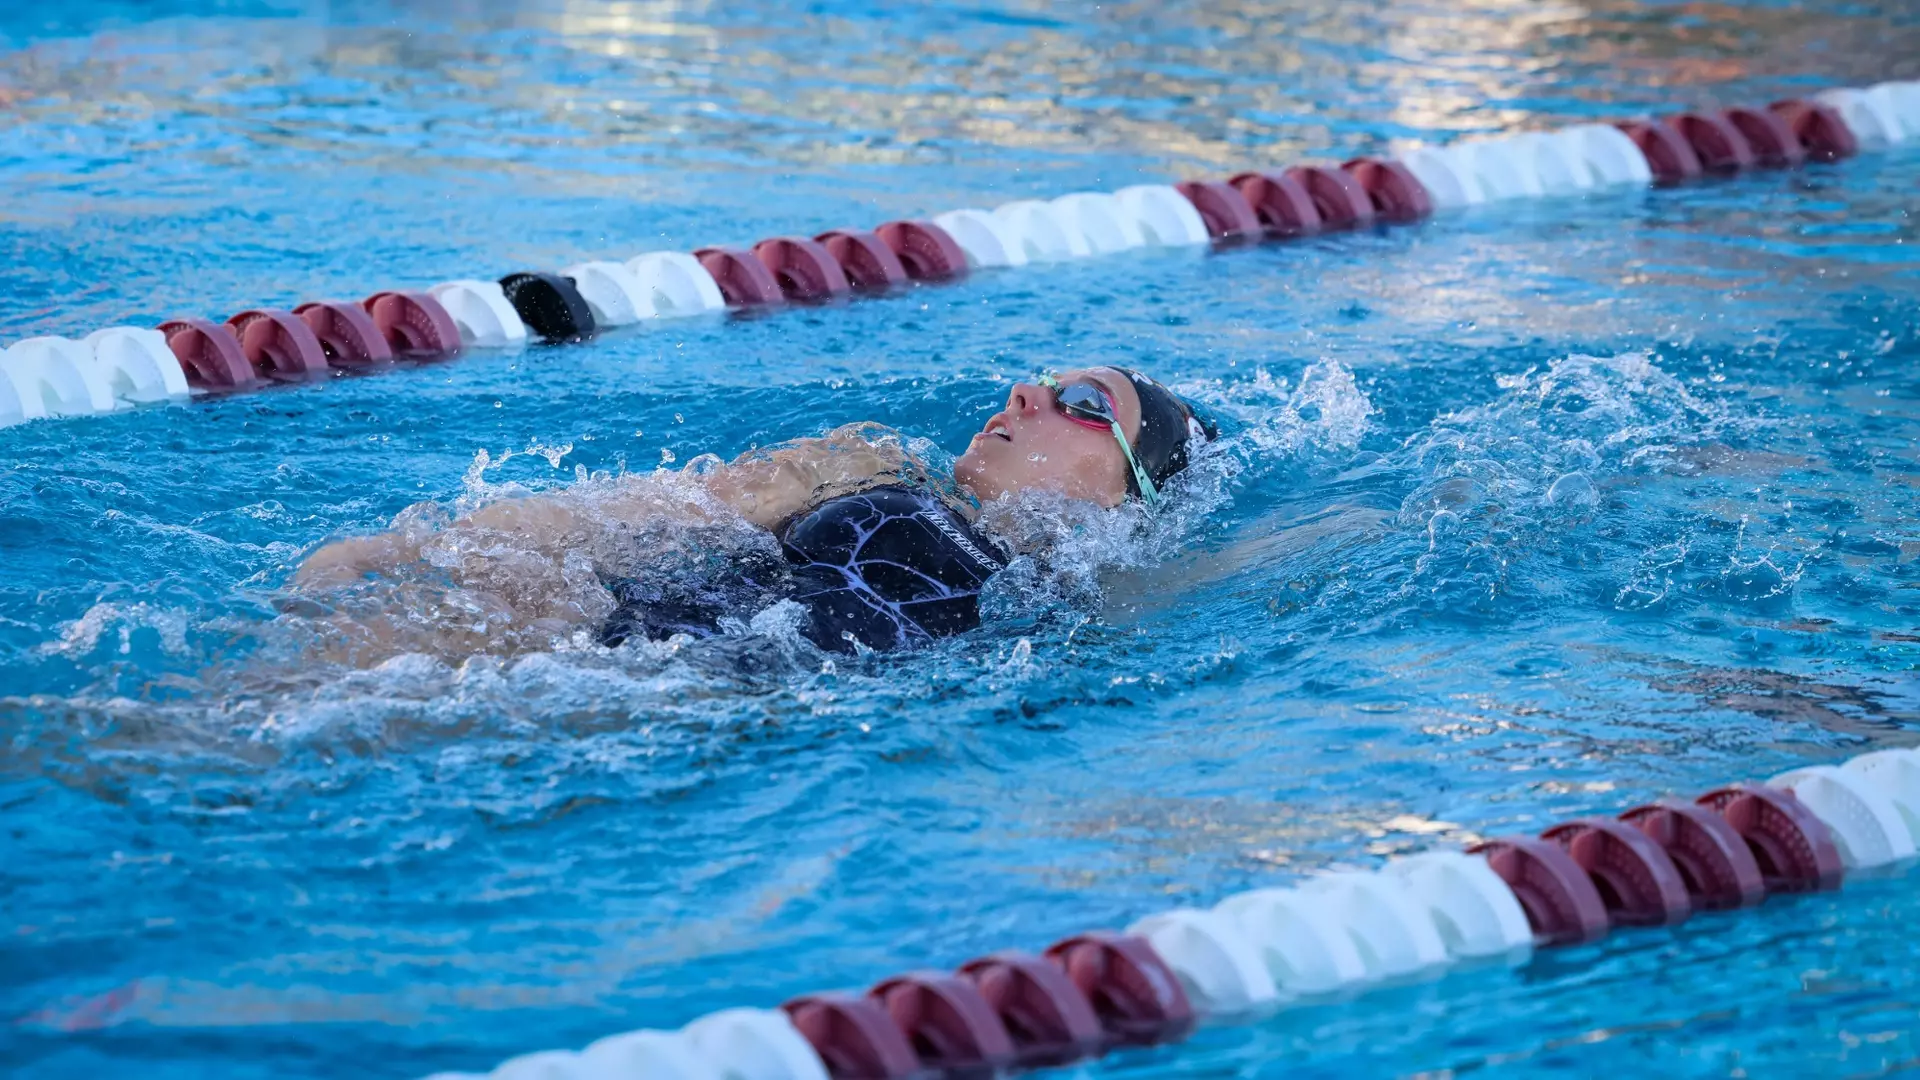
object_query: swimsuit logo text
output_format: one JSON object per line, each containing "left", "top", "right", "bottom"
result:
{"left": 918, "top": 510, "right": 1004, "bottom": 573}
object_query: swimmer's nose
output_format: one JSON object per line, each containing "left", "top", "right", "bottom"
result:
{"left": 1008, "top": 381, "right": 1048, "bottom": 417}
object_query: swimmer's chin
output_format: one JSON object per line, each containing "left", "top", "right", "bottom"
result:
{"left": 960, "top": 445, "right": 990, "bottom": 495}
{"left": 954, "top": 458, "right": 1113, "bottom": 514}
{"left": 953, "top": 448, "right": 999, "bottom": 504}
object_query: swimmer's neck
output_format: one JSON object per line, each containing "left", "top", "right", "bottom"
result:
{"left": 952, "top": 477, "right": 983, "bottom": 522}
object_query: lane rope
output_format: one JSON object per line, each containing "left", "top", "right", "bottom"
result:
{"left": 425, "top": 744, "right": 1920, "bottom": 1079}
{"left": 4, "top": 82, "right": 1914, "bottom": 431}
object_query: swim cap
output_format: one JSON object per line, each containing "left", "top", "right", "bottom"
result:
{"left": 1116, "top": 368, "right": 1215, "bottom": 499}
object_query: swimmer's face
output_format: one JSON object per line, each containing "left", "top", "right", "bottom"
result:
{"left": 955, "top": 366, "right": 1144, "bottom": 508}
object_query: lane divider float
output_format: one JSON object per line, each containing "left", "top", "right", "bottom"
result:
{"left": 0, "top": 77, "right": 1911, "bottom": 433}
{"left": 424, "top": 745, "right": 1920, "bottom": 1080}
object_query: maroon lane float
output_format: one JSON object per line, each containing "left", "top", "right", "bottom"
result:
{"left": 874, "top": 220, "right": 968, "bottom": 281}
{"left": 1228, "top": 171, "right": 1322, "bottom": 236}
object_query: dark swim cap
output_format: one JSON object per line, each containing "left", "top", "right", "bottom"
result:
{"left": 1116, "top": 368, "right": 1215, "bottom": 500}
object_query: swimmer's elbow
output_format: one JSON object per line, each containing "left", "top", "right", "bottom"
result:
{"left": 703, "top": 459, "right": 815, "bottom": 531}
{"left": 294, "top": 533, "right": 409, "bottom": 588}
{"left": 461, "top": 496, "right": 578, "bottom": 536}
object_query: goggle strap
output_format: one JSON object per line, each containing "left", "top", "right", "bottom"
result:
{"left": 1112, "top": 419, "right": 1159, "bottom": 507}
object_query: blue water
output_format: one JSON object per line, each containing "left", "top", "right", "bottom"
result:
{"left": 3, "top": 1, "right": 1919, "bottom": 1077}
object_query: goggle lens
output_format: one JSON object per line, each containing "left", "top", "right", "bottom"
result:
{"left": 1054, "top": 381, "right": 1117, "bottom": 427}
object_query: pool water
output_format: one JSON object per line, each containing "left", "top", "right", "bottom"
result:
{"left": 3, "top": 1, "right": 1919, "bottom": 1077}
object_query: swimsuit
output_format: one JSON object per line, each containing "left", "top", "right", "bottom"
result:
{"left": 599, "top": 485, "right": 1008, "bottom": 653}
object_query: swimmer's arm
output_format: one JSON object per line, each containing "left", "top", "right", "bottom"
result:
{"left": 702, "top": 424, "right": 908, "bottom": 529}
{"left": 294, "top": 495, "right": 592, "bottom": 588}
{"left": 294, "top": 532, "right": 418, "bottom": 588}
{"left": 296, "top": 425, "right": 903, "bottom": 584}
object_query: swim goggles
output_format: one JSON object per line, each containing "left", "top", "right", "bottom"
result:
{"left": 1038, "top": 373, "right": 1160, "bottom": 507}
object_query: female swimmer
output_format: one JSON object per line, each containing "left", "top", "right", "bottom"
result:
{"left": 295, "top": 367, "right": 1213, "bottom": 654}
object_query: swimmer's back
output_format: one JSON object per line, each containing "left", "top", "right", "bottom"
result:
{"left": 600, "top": 485, "right": 1007, "bottom": 653}
{"left": 781, "top": 485, "right": 1006, "bottom": 651}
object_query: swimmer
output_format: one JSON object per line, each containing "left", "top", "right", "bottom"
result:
{"left": 295, "top": 367, "right": 1213, "bottom": 655}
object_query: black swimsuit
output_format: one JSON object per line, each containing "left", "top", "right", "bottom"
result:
{"left": 599, "top": 485, "right": 1008, "bottom": 653}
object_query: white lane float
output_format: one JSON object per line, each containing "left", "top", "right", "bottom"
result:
{"left": 625, "top": 252, "right": 728, "bottom": 316}
{"left": 930, "top": 208, "right": 1026, "bottom": 268}
{"left": 484, "top": 1049, "right": 584, "bottom": 1080}
{"left": 1814, "top": 87, "right": 1901, "bottom": 148}
{"left": 428, "top": 280, "right": 530, "bottom": 347}
{"left": 1843, "top": 750, "right": 1920, "bottom": 840}
{"left": 1112, "top": 184, "right": 1212, "bottom": 246}
{"left": 1050, "top": 192, "right": 1146, "bottom": 254}
{"left": 562, "top": 261, "right": 657, "bottom": 326}
{"left": 679, "top": 1007, "right": 831, "bottom": 1080}
{"left": 0, "top": 351, "right": 42, "bottom": 427}
{"left": 1860, "top": 82, "right": 1910, "bottom": 143}
{"left": 1125, "top": 907, "right": 1282, "bottom": 1012}
{"left": 579, "top": 1029, "right": 721, "bottom": 1080}
{"left": 84, "top": 327, "right": 190, "bottom": 403}
{"left": 1298, "top": 870, "right": 1449, "bottom": 979}
{"left": 991, "top": 199, "right": 1089, "bottom": 261}
{"left": 1211, "top": 886, "right": 1369, "bottom": 995}
{"left": 1, "top": 336, "right": 118, "bottom": 417}
{"left": 1511, "top": 131, "right": 1595, "bottom": 195}
{"left": 1558, "top": 123, "right": 1655, "bottom": 186}
{"left": 1769, "top": 765, "right": 1916, "bottom": 869}
{"left": 1382, "top": 851, "right": 1533, "bottom": 958}
{"left": 1454, "top": 136, "right": 1547, "bottom": 200}
{"left": 1394, "top": 145, "right": 1486, "bottom": 209}
{"left": 1877, "top": 81, "right": 1920, "bottom": 140}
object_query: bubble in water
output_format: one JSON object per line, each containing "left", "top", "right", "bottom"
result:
{"left": 1546, "top": 472, "right": 1597, "bottom": 508}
